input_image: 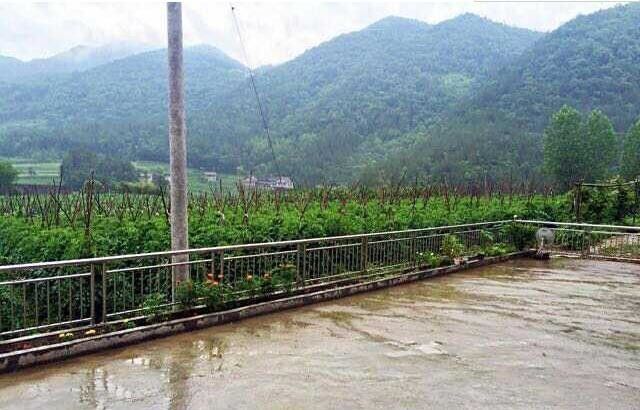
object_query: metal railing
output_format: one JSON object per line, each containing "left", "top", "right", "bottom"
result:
{"left": 0, "top": 221, "right": 510, "bottom": 339}
{"left": 515, "top": 220, "right": 640, "bottom": 260}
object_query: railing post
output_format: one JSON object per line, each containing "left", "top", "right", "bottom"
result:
{"left": 90, "top": 264, "right": 96, "bottom": 325}
{"left": 101, "top": 263, "right": 108, "bottom": 323}
{"left": 411, "top": 232, "right": 417, "bottom": 268}
{"left": 210, "top": 251, "right": 216, "bottom": 282}
{"left": 361, "top": 237, "right": 368, "bottom": 274}
{"left": 296, "top": 243, "right": 307, "bottom": 286}
{"left": 218, "top": 250, "right": 225, "bottom": 283}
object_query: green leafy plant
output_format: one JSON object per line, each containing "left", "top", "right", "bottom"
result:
{"left": 441, "top": 234, "right": 465, "bottom": 260}
{"left": 199, "top": 283, "right": 225, "bottom": 310}
{"left": 417, "top": 251, "right": 443, "bottom": 269}
{"left": 176, "top": 280, "right": 199, "bottom": 309}
{"left": 483, "top": 243, "right": 515, "bottom": 257}
{"left": 142, "top": 292, "right": 168, "bottom": 323}
{"left": 270, "top": 263, "right": 297, "bottom": 294}
{"left": 502, "top": 223, "right": 537, "bottom": 250}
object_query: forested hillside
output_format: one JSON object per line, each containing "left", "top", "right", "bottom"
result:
{"left": 371, "top": 2, "right": 640, "bottom": 184}
{"left": 473, "top": 1, "right": 640, "bottom": 131}
{"left": 0, "top": 43, "right": 153, "bottom": 83}
{"left": 1, "top": 4, "right": 639, "bottom": 186}
{"left": 0, "top": 14, "right": 541, "bottom": 182}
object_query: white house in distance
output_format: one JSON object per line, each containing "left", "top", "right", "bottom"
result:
{"left": 203, "top": 171, "right": 217, "bottom": 183}
{"left": 241, "top": 175, "right": 294, "bottom": 190}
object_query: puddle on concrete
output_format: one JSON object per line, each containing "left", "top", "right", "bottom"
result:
{"left": 1, "top": 258, "right": 639, "bottom": 409}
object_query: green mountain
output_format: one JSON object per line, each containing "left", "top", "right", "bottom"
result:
{"left": 399, "top": 2, "right": 640, "bottom": 184}
{"left": 0, "top": 42, "right": 153, "bottom": 83}
{"left": 0, "top": 14, "right": 542, "bottom": 183}
{"left": 5, "top": 4, "right": 640, "bottom": 186}
{"left": 472, "top": 2, "right": 640, "bottom": 131}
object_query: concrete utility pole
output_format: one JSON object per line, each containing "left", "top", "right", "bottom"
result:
{"left": 167, "top": 2, "right": 189, "bottom": 296}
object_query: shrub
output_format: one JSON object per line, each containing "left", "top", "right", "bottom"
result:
{"left": 176, "top": 280, "right": 199, "bottom": 309}
{"left": 502, "top": 223, "right": 537, "bottom": 250}
{"left": 441, "top": 234, "right": 465, "bottom": 259}
{"left": 142, "top": 292, "right": 168, "bottom": 323}
{"left": 199, "top": 283, "right": 225, "bottom": 310}
{"left": 417, "top": 251, "right": 442, "bottom": 269}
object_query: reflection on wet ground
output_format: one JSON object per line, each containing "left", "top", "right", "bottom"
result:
{"left": 1, "top": 258, "right": 639, "bottom": 409}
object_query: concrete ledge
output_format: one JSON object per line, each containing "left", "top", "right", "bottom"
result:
{"left": 0, "top": 251, "right": 529, "bottom": 374}
{"left": 552, "top": 253, "right": 640, "bottom": 265}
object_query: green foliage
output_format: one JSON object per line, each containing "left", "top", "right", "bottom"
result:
{"left": 576, "top": 179, "right": 638, "bottom": 223}
{"left": 0, "top": 189, "right": 573, "bottom": 266}
{"left": 441, "top": 234, "right": 465, "bottom": 259}
{"left": 477, "top": 2, "right": 640, "bottom": 132}
{"left": 621, "top": 119, "right": 640, "bottom": 180}
{"left": 0, "top": 15, "right": 541, "bottom": 185}
{"left": 483, "top": 243, "right": 515, "bottom": 257}
{"left": 543, "top": 106, "right": 617, "bottom": 189}
{"left": 2, "top": 4, "right": 640, "bottom": 185}
{"left": 175, "top": 280, "right": 199, "bottom": 309}
{"left": 142, "top": 292, "right": 168, "bottom": 323}
{"left": 417, "top": 251, "right": 447, "bottom": 269}
{"left": 0, "top": 160, "right": 18, "bottom": 191}
{"left": 198, "top": 283, "right": 225, "bottom": 310}
{"left": 61, "top": 148, "right": 138, "bottom": 189}
{"left": 270, "top": 263, "right": 297, "bottom": 293}
{"left": 501, "top": 223, "right": 537, "bottom": 250}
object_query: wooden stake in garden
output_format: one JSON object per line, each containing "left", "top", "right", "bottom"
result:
{"left": 167, "top": 2, "right": 189, "bottom": 296}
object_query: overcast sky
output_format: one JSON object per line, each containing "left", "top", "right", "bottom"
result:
{"left": 0, "top": 1, "right": 627, "bottom": 67}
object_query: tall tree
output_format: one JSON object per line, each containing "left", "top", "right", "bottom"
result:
{"left": 543, "top": 106, "right": 619, "bottom": 189}
{"left": 0, "top": 161, "right": 18, "bottom": 192}
{"left": 543, "top": 105, "right": 585, "bottom": 189}
{"left": 584, "top": 109, "right": 617, "bottom": 180}
{"left": 621, "top": 119, "right": 640, "bottom": 180}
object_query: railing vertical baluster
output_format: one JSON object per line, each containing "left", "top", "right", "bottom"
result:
{"left": 361, "top": 237, "right": 368, "bottom": 274}
{"left": 102, "top": 263, "right": 107, "bottom": 323}
{"left": 296, "top": 243, "right": 307, "bottom": 285}
{"left": 35, "top": 282, "right": 39, "bottom": 328}
{"left": 90, "top": 264, "right": 96, "bottom": 325}
{"left": 219, "top": 250, "right": 225, "bottom": 284}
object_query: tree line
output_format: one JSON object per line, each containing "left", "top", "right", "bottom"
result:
{"left": 543, "top": 105, "right": 640, "bottom": 189}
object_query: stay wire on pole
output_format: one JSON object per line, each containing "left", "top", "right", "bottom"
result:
{"left": 230, "top": 4, "right": 282, "bottom": 180}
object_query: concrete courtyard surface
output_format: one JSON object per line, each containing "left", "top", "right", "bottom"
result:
{"left": 0, "top": 258, "right": 639, "bottom": 409}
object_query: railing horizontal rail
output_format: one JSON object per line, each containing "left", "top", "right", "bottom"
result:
{"left": 515, "top": 220, "right": 640, "bottom": 232}
{"left": 0, "top": 272, "right": 91, "bottom": 286}
{"left": 0, "top": 220, "right": 510, "bottom": 273}
{"left": 0, "top": 220, "right": 516, "bottom": 340}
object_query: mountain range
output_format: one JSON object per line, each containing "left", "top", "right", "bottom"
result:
{"left": 1, "top": 3, "right": 639, "bottom": 185}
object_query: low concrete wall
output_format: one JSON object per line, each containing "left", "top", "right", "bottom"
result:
{"left": 0, "top": 252, "right": 528, "bottom": 374}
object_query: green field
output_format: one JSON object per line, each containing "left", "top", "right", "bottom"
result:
{"left": 132, "top": 161, "right": 239, "bottom": 192}
{"left": 2, "top": 157, "right": 239, "bottom": 192}
{"left": 1, "top": 157, "right": 61, "bottom": 185}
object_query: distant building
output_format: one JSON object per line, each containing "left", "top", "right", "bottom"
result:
{"left": 242, "top": 175, "right": 259, "bottom": 188}
{"left": 242, "top": 175, "right": 294, "bottom": 190}
{"left": 203, "top": 171, "right": 217, "bottom": 183}
{"left": 139, "top": 171, "right": 154, "bottom": 184}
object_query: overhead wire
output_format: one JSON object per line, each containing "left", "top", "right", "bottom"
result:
{"left": 229, "top": 4, "right": 283, "bottom": 180}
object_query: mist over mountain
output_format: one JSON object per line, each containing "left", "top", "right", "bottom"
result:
{"left": 1, "top": 4, "right": 639, "bottom": 185}
{"left": 0, "top": 42, "right": 154, "bottom": 83}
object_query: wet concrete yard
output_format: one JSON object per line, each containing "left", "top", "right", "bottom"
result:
{"left": 1, "top": 258, "right": 639, "bottom": 409}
